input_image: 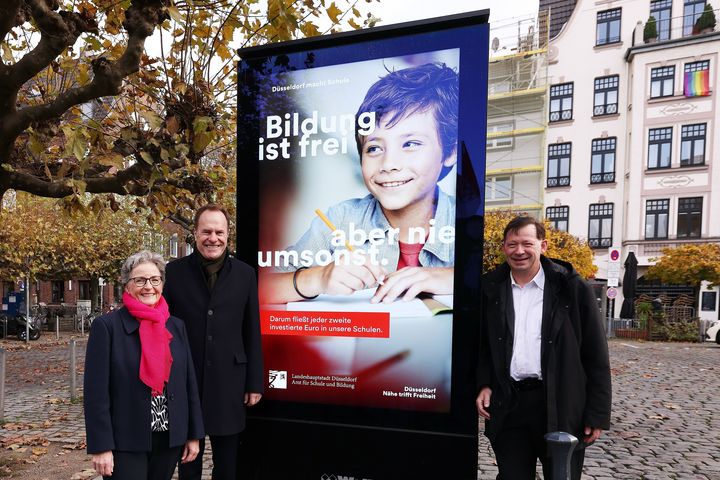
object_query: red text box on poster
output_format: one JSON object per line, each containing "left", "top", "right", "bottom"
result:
{"left": 261, "top": 310, "right": 389, "bottom": 338}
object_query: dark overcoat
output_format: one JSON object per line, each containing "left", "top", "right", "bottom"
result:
{"left": 163, "top": 252, "right": 263, "bottom": 436}
{"left": 84, "top": 307, "right": 204, "bottom": 454}
{"left": 476, "top": 256, "right": 612, "bottom": 445}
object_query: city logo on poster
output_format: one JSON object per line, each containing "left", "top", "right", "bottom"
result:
{"left": 268, "top": 370, "right": 287, "bottom": 389}
{"left": 321, "top": 474, "right": 373, "bottom": 480}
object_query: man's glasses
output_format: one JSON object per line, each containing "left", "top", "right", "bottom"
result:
{"left": 129, "top": 276, "right": 163, "bottom": 287}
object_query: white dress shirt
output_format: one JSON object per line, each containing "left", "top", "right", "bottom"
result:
{"left": 509, "top": 267, "right": 545, "bottom": 381}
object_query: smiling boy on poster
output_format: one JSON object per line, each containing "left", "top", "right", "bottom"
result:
{"left": 262, "top": 62, "right": 458, "bottom": 305}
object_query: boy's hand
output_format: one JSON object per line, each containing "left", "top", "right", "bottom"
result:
{"left": 319, "top": 262, "right": 386, "bottom": 296}
{"left": 371, "top": 267, "right": 453, "bottom": 303}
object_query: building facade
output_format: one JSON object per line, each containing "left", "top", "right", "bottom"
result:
{"left": 543, "top": 0, "right": 719, "bottom": 318}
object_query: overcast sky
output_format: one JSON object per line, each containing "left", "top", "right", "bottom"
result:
{"left": 375, "top": 0, "right": 539, "bottom": 26}
{"left": 374, "top": 0, "right": 540, "bottom": 50}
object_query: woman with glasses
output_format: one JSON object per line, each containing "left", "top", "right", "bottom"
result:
{"left": 84, "top": 250, "right": 204, "bottom": 479}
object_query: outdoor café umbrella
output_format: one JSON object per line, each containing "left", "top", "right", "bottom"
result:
{"left": 619, "top": 252, "right": 638, "bottom": 318}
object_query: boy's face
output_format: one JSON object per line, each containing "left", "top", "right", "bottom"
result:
{"left": 360, "top": 109, "right": 456, "bottom": 214}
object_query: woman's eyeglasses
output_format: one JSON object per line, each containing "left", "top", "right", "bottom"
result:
{"left": 129, "top": 276, "right": 163, "bottom": 287}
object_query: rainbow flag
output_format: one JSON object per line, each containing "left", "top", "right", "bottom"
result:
{"left": 684, "top": 69, "right": 710, "bottom": 97}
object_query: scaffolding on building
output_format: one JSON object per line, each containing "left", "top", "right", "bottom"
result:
{"left": 485, "top": 10, "right": 550, "bottom": 217}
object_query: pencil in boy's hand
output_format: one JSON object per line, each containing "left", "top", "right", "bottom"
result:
{"left": 314, "top": 209, "right": 354, "bottom": 251}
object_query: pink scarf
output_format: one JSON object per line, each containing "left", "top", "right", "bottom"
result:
{"left": 122, "top": 292, "right": 173, "bottom": 396}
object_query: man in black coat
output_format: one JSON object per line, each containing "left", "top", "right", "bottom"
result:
{"left": 476, "top": 216, "right": 611, "bottom": 479}
{"left": 164, "top": 204, "right": 263, "bottom": 480}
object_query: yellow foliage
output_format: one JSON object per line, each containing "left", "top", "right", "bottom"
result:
{"left": 0, "top": 194, "right": 156, "bottom": 282}
{"left": 483, "top": 211, "right": 598, "bottom": 279}
{"left": 646, "top": 243, "right": 720, "bottom": 286}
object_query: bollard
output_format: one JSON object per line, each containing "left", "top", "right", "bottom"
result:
{"left": 70, "top": 339, "right": 77, "bottom": 402}
{"left": 0, "top": 348, "right": 5, "bottom": 423}
{"left": 544, "top": 431, "right": 578, "bottom": 480}
{"left": 56, "top": 314, "right": 59, "bottom": 340}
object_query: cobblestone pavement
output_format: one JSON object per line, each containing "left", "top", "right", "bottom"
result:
{"left": 1, "top": 336, "right": 718, "bottom": 479}
{"left": 478, "top": 340, "right": 720, "bottom": 479}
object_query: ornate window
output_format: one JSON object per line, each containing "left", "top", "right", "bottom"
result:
{"left": 593, "top": 75, "right": 619, "bottom": 116}
{"left": 591, "top": 137, "right": 616, "bottom": 184}
{"left": 648, "top": 127, "right": 672, "bottom": 169}
{"left": 650, "top": 66, "right": 675, "bottom": 98}
{"left": 683, "top": 0, "right": 706, "bottom": 36}
{"left": 677, "top": 197, "right": 703, "bottom": 237}
{"left": 588, "top": 203, "right": 613, "bottom": 248}
{"left": 680, "top": 123, "right": 706, "bottom": 166}
{"left": 550, "top": 83, "right": 573, "bottom": 122}
{"left": 651, "top": 0, "right": 673, "bottom": 40}
{"left": 547, "top": 143, "right": 571, "bottom": 187}
{"left": 645, "top": 199, "right": 669, "bottom": 239}
{"left": 596, "top": 8, "right": 622, "bottom": 45}
{"left": 546, "top": 206, "right": 569, "bottom": 232}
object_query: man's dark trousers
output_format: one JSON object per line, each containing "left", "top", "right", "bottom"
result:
{"left": 490, "top": 384, "right": 585, "bottom": 480}
{"left": 178, "top": 434, "right": 242, "bottom": 480}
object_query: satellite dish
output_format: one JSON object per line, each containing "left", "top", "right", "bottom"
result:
{"left": 491, "top": 37, "right": 500, "bottom": 51}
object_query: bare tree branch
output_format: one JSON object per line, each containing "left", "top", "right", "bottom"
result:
{"left": 2, "top": 0, "right": 166, "bottom": 145}
{"left": 0, "top": 0, "right": 24, "bottom": 47}
{"left": 6, "top": 160, "right": 150, "bottom": 197}
{"left": 4, "top": 0, "right": 98, "bottom": 93}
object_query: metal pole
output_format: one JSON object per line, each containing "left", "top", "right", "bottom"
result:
{"left": 0, "top": 348, "right": 5, "bottom": 423}
{"left": 80, "top": 314, "right": 84, "bottom": 335}
{"left": 69, "top": 339, "right": 77, "bottom": 402}
{"left": 25, "top": 275, "right": 30, "bottom": 345}
{"left": 544, "top": 431, "right": 578, "bottom": 480}
{"left": 56, "top": 314, "right": 60, "bottom": 340}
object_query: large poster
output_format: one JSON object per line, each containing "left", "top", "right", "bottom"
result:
{"left": 254, "top": 49, "right": 459, "bottom": 412}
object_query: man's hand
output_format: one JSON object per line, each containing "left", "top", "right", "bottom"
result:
{"left": 583, "top": 426, "right": 603, "bottom": 444}
{"left": 371, "top": 267, "right": 453, "bottom": 303}
{"left": 245, "top": 392, "right": 262, "bottom": 406}
{"left": 92, "top": 451, "right": 114, "bottom": 477}
{"left": 476, "top": 387, "right": 492, "bottom": 420}
{"left": 181, "top": 439, "right": 200, "bottom": 463}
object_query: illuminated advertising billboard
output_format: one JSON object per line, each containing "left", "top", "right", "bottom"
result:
{"left": 237, "top": 11, "right": 488, "bottom": 479}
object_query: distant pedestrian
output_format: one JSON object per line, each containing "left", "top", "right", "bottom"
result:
{"left": 476, "top": 216, "right": 611, "bottom": 479}
{"left": 84, "top": 250, "right": 204, "bottom": 480}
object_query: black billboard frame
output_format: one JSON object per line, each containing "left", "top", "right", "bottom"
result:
{"left": 236, "top": 10, "right": 489, "bottom": 479}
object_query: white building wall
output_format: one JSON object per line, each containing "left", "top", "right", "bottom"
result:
{"left": 625, "top": 31, "right": 720, "bottom": 266}
{"left": 546, "top": 0, "right": 647, "bottom": 279}
{"left": 545, "top": 0, "right": 720, "bottom": 318}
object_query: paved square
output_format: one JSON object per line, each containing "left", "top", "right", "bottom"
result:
{"left": 1, "top": 337, "right": 718, "bottom": 479}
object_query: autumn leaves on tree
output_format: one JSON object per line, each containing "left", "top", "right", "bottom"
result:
{"left": 0, "top": 0, "right": 375, "bottom": 225}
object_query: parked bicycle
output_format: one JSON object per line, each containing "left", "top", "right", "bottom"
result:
{"left": 75, "top": 306, "right": 101, "bottom": 333}
{"left": 30, "top": 303, "right": 49, "bottom": 329}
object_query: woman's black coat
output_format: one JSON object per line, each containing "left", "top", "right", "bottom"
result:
{"left": 84, "top": 307, "right": 204, "bottom": 454}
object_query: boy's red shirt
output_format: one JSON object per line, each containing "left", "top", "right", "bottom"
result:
{"left": 397, "top": 241, "right": 424, "bottom": 269}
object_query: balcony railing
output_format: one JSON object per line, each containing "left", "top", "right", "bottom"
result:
{"left": 635, "top": 8, "right": 720, "bottom": 46}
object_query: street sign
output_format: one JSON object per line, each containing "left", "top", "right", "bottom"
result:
{"left": 607, "top": 287, "right": 618, "bottom": 299}
{"left": 607, "top": 248, "right": 621, "bottom": 286}
{"left": 607, "top": 262, "right": 621, "bottom": 278}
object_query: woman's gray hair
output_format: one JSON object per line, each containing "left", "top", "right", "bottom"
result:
{"left": 120, "top": 250, "right": 166, "bottom": 285}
